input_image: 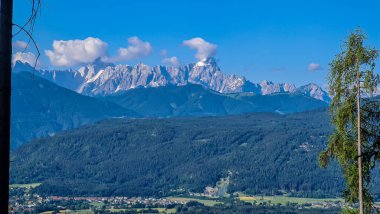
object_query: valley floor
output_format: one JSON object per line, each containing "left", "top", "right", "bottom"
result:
{"left": 9, "top": 184, "right": 349, "bottom": 214}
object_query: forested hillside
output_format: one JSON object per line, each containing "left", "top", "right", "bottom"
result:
{"left": 11, "top": 72, "right": 137, "bottom": 149}
{"left": 103, "top": 84, "right": 328, "bottom": 117}
{"left": 11, "top": 110, "right": 359, "bottom": 198}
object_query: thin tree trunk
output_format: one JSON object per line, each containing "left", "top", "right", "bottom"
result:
{"left": 0, "top": 0, "right": 13, "bottom": 213}
{"left": 357, "top": 62, "right": 364, "bottom": 214}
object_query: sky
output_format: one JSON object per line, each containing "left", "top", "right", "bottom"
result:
{"left": 12, "top": 0, "right": 380, "bottom": 87}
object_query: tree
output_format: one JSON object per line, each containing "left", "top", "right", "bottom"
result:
{"left": 1, "top": 0, "right": 40, "bottom": 212}
{"left": 319, "top": 29, "right": 379, "bottom": 213}
{"left": 0, "top": 0, "right": 14, "bottom": 213}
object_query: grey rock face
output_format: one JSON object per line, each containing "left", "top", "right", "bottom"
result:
{"left": 296, "top": 83, "right": 331, "bottom": 103}
{"left": 13, "top": 57, "right": 330, "bottom": 102}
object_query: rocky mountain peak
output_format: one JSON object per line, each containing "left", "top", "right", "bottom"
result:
{"left": 12, "top": 59, "right": 331, "bottom": 102}
{"left": 195, "top": 57, "right": 219, "bottom": 68}
{"left": 296, "top": 83, "right": 331, "bottom": 102}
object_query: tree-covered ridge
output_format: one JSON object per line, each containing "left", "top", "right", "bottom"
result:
{"left": 10, "top": 72, "right": 138, "bottom": 150}
{"left": 11, "top": 110, "right": 357, "bottom": 198}
{"left": 103, "top": 83, "right": 328, "bottom": 117}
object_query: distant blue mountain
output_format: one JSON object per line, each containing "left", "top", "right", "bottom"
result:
{"left": 104, "top": 84, "right": 328, "bottom": 117}
{"left": 11, "top": 72, "right": 137, "bottom": 150}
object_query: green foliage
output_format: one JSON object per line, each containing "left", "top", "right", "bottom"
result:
{"left": 341, "top": 207, "right": 359, "bottom": 214}
{"left": 35, "top": 200, "right": 91, "bottom": 213}
{"left": 319, "top": 29, "right": 380, "bottom": 212}
{"left": 10, "top": 110, "right": 351, "bottom": 198}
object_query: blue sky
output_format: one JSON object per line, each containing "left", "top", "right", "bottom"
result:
{"left": 12, "top": 0, "right": 380, "bottom": 86}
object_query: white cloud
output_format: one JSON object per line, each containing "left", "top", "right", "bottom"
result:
{"left": 183, "top": 37, "right": 217, "bottom": 61}
{"left": 160, "top": 49, "right": 168, "bottom": 57}
{"left": 308, "top": 63, "right": 322, "bottom": 71}
{"left": 162, "top": 56, "right": 180, "bottom": 66}
{"left": 45, "top": 37, "right": 108, "bottom": 66}
{"left": 13, "top": 40, "right": 28, "bottom": 50}
{"left": 12, "top": 51, "right": 40, "bottom": 66}
{"left": 45, "top": 36, "right": 153, "bottom": 66}
{"left": 108, "top": 36, "right": 152, "bottom": 62}
{"left": 160, "top": 49, "right": 179, "bottom": 66}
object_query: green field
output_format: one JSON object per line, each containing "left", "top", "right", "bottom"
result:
{"left": 40, "top": 210, "right": 93, "bottom": 214}
{"left": 238, "top": 194, "right": 343, "bottom": 205}
{"left": 166, "top": 197, "right": 222, "bottom": 206}
{"left": 40, "top": 208, "right": 174, "bottom": 214}
{"left": 10, "top": 183, "right": 41, "bottom": 188}
{"left": 89, "top": 201, "right": 104, "bottom": 207}
{"left": 108, "top": 208, "right": 176, "bottom": 213}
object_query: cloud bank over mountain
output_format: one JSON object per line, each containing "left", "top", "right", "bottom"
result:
{"left": 45, "top": 37, "right": 109, "bottom": 66}
{"left": 183, "top": 37, "right": 217, "bottom": 60}
{"left": 44, "top": 37, "right": 152, "bottom": 66}
{"left": 12, "top": 52, "right": 39, "bottom": 67}
{"left": 106, "top": 36, "right": 152, "bottom": 62}
{"left": 41, "top": 36, "right": 219, "bottom": 68}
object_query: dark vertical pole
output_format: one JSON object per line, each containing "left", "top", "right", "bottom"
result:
{"left": 356, "top": 58, "right": 364, "bottom": 214}
{"left": 0, "top": 0, "right": 13, "bottom": 213}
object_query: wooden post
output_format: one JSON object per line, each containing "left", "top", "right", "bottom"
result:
{"left": 0, "top": 0, "right": 13, "bottom": 212}
{"left": 357, "top": 61, "right": 364, "bottom": 214}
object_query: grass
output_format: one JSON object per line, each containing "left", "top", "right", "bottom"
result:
{"left": 155, "top": 208, "right": 176, "bottom": 213}
{"left": 60, "top": 210, "right": 93, "bottom": 214}
{"left": 108, "top": 209, "right": 128, "bottom": 212}
{"left": 166, "top": 196, "right": 222, "bottom": 206}
{"left": 238, "top": 195, "right": 343, "bottom": 205}
{"left": 41, "top": 210, "right": 93, "bottom": 214}
{"left": 41, "top": 208, "right": 171, "bottom": 214}
{"left": 107, "top": 208, "right": 176, "bottom": 213}
{"left": 9, "top": 183, "right": 41, "bottom": 188}
{"left": 89, "top": 201, "right": 104, "bottom": 207}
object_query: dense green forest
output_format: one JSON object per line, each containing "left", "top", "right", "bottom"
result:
{"left": 11, "top": 109, "right": 366, "bottom": 198}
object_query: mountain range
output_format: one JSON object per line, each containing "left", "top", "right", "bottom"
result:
{"left": 10, "top": 71, "right": 328, "bottom": 149}
{"left": 13, "top": 58, "right": 331, "bottom": 102}
{"left": 10, "top": 58, "right": 332, "bottom": 149}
